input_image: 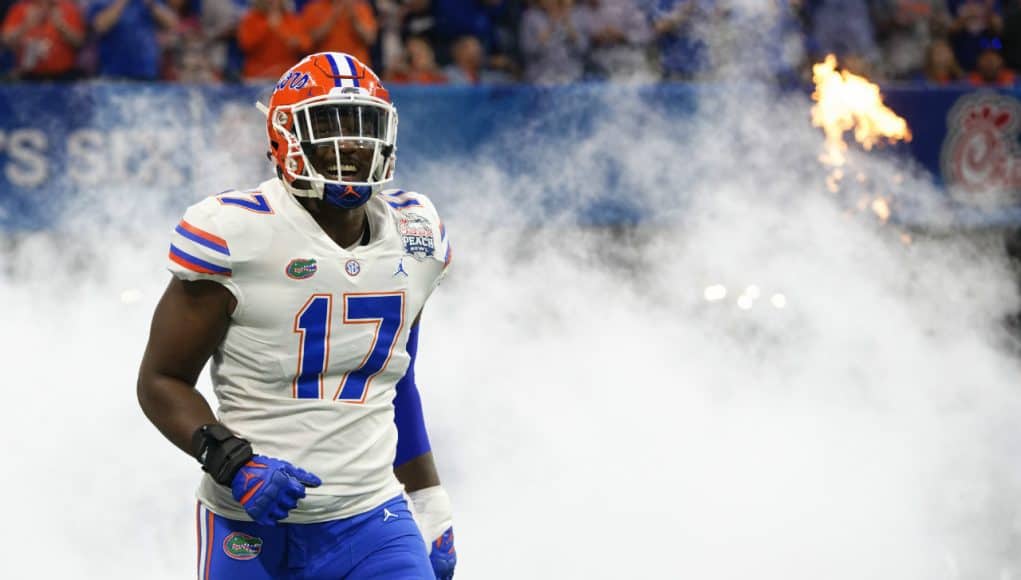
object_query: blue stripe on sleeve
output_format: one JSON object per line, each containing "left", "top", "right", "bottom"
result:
{"left": 174, "top": 225, "right": 230, "bottom": 255}
{"left": 387, "top": 198, "right": 422, "bottom": 209}
{"left": 169, "top": 244, "right": 232, "bottom": 275}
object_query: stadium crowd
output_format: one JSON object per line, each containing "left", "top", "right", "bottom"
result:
{"left": 0, "top": 0, "right": 1020, "bottom": 86}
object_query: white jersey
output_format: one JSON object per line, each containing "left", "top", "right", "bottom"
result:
{"left": 167, "top": 178, "right": 450, "bottom": 522}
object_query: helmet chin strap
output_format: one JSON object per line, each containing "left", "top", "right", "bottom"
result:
{"left": 278, "top": 167, "right": 378, "bottom": 210}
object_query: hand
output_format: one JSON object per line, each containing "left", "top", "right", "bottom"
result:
{"left": 24, "top": 5, "right": 44, "bottom": 27}
{"left": 334, "top": 0, "right": 354, "bottom": 15}
{"left": 427, "top": 527, "right": 456, "bottom": 580}
{"left": 230, "top": 455, "right": 322, "bottom": 526}
{"left": 49, "top": 7, "right": 68, "bottom": 30}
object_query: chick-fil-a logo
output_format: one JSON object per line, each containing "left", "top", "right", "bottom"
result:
{"left": 941, "top": 92, "right": 1021, "bottom": 203}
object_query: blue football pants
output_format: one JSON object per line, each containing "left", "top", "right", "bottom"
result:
{"left": 195, "top": 495, "right": 433, "bottom": 579}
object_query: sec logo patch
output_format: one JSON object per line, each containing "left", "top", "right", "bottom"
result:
{"left": 345, "top": 259, "right": 361, "bottom": 276}
{"left": 223, "top": 532, "right": 262, "bottom": 561}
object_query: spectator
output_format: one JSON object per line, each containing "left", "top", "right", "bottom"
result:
{"left": 923, "top": 36, "right": 965, "bottom": 82}
{"left": 575, "top": 0, "right": 656, "bottom": 82}
{"left": 1003, "top": 0, "right": 1021, "bottom": 70}
{"left": 386, "top": 34, "right": 447, "bottom": 83}
{"left": 166, "top": 30, "right": 221, "bottom": 82}
{"left": 0, "top": 0, "right": 17, "bottom": 74}
{"left": 698, "top": 0, "right": 806, "bottom": 83}
{"left": 301, "top": 0, "right": 378, "bottom": 67}
{"left": 159, "top": 0, "right": 200, "bottom": 79}
{"left": 432, "top": 0, "right": 511, "bottom": 58}
{"left": 199, "top": 0, "right": 241, "bottom": 79}
{"left": 480, "top": 0, "right": 522, "bottom": 79}
{"left": 947, "top": 0, "right": 1003, "bottom": 70}
{"left": 399, "top": 0, "right": 437, "bottom": 42}
{"left": 1, "top": 0, "right": 84, "bottom": 80}
{"left": 237, "top": 0, "right": 309, "bottom": 81}
{"left": 88, "top": 0, "right": 178, "bottom": 80}
{"left": 373, "top": 0, "right": 413, "bottom": 79}
{"left": 443, "top": 34, "right": 512, "bottom": 83}
{"left": 764, "top": 0, "right": 809, "bottom": 83}
{"left": 519, "top": 0, "right": 587, "bottom": 85}
{"left": 375, "top": 0, "right": 438, "bottom": 73}
{"left": 968, "top": 38, "right": 1016, "bottom": 84}
{"left": 650, "top": 0, "right": 709, "bottom": 80}
{"left": 802, "top": 0, "right": 880, "bottom": 68}
{"left": 871, "top": 0, "right": 951, "bottom": 80}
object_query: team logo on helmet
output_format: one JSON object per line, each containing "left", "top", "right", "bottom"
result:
{"left": 223, "top": 532, "right": 263, "bottom": 561}
{"left": 286, "top": 258, "right": 318, "bottom": 280}
{"left": 397, "top": 213, "right": 435, "bottom": 260}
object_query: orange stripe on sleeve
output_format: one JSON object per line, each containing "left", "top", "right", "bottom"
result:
{"left": 179, "top": 220, "right": 228, "bottom": 248}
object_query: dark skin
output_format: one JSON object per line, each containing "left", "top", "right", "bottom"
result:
{"left": 137, "top": 143, "right": 440, "bottom": 495}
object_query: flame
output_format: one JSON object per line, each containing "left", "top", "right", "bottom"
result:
{"left": 811, "top": 55, "right": 912, "bottom": 167}
{"left": 810, "top": 55, "right": 912, "bottom": 234}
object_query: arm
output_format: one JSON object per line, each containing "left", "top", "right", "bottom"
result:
{"left": 393, "top": 321, "right": 440, "bottom": 490}
{"left": 4, "top": 4, "right": 49, "bottom": 47}
{"left": 352, "top": 1, "right": 378, "bottom": 47}
{"left": 137, "top": 277, "right": 233, "bottom": 454}
{"left": 51, "top": 5, "right": 85, "bottom": 49}
{"left": 305, "top": 2, "right": 338, "bottom": 45}
{"left": 91, "top": 0, "right": 131, "bottom": 36}
{"left": 519, "top": 11, "right": 549, "bottom": 57}
{"left": 620, "top": 3, "right": 652, "bottom": 45}
{"left": 653, "top": 0, "right": 694, "bottom": 36}
{"left": 146, "top": 0, "right": 179, "bottom": 30}
{"left": 237, "top": 11, "right": 272, "bottom": 51}
{"left": 139, "top": 276, "right": 320, "bottom": 525}
{"left": 392, "top": 320, "right": 456, "bottom": 579}
{"left": 283, "top": 14, "right": 311, "bottom": 51}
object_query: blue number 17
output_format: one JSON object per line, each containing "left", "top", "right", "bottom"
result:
{"left": 293, "top": 292, "right": 405, "bottom": 402}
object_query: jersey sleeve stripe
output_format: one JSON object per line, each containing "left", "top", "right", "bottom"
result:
{"left": 443, "top": 243, "right": 452, "bottom": 268}
{"left": 387, "top": 198, "right": 422, "bottom": 209}
{"left": 175, "top": 220, "right": 230, "bottom": 255}
{"left": 169, "top": 245, "right": 232, "bottom": 276}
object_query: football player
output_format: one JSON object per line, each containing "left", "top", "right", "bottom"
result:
{"left": 137, "top": 52, "right": 456, "bottom": 579}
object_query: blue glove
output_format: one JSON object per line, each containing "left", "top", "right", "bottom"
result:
{"left": 428, "top": 526, "right": 456, "bottom": 580}
{"left": 230, "top": 455, "right": 321, "bottom": 526}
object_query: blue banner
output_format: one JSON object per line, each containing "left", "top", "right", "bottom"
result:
{"left": 1, "top": 82, "right": 1019, "bottom": 229}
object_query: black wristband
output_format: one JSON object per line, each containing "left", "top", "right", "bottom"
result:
{"left": 191, "top": 424, "right": 254, "bottom": 486}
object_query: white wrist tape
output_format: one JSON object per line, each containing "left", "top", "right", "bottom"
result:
{"left": 407, "top": 485, "right": 454, "bottom": 543}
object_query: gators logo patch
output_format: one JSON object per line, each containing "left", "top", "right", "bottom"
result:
{"left": 397, "top": 213, "right": 435, "bottom": 261}
{"left": 286, "top": 258, "right": 317, "bottom": 279}
{"left": 223, "top": 532, "right": 262, "bottom": 561}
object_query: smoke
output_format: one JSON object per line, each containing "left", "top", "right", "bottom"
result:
{"left": 4, "top": 20, "right": 1021, "bottom": 580}
{"left": 415, "top": 85, "right": 1021, "bottom": 578}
